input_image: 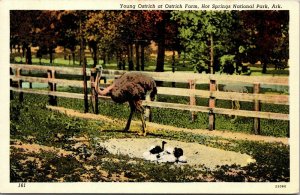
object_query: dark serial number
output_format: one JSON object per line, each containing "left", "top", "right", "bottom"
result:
{"left": 275, "top": 184, "right": 286, "bottom": 188}
{"left": 18, "top": 183, "right": 26, "bottom": 187}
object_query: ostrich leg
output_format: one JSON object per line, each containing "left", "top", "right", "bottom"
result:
{"left": 124, "top": 102, "right": 135, "bottom": 131}
{"left": 136, "top": 101, "right": 146, "bottom": 136}
{"left": 233, "top": 100, "right": 240, "bottom": 121}
{"left": 140, "top": 112, "right": 146, "bottom": 136}
{"left": 134, "top": 100, "right": 147, "bottom": 136}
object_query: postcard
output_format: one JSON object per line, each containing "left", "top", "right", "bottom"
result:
{"left": 0, "top": 0, "right": 299, "bottom": 194}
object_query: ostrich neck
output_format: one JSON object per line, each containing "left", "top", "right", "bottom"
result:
{"left": 95, "top": 70, "right": 114, "bottom": 96}
{"left": 162, "top": 142, "right": 166, "bottom": 150}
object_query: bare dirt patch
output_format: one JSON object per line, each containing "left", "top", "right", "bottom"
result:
{"left": 100, "top": 138, "right": 255, "bottom": 169}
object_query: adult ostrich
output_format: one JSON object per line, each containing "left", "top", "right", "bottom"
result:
{"left": 94, "top": 67, "right": 157, "bottom": 136}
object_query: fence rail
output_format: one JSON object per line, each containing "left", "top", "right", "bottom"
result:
{"left": 10, "top": 64, "right": 289, "bottom": 134}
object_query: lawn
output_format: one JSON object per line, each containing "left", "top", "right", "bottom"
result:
{"left": 10, "top": 93, "right": 290, "bottom": 182}
{"left": 10, "top": 51, "right": 289, "bottom": 76}
{"left": 9, "top": 51, "right": 290, "bottom": 182}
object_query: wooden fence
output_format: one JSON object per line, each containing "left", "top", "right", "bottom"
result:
{"left": 10, "top": 64, "right": 289, "bottom": 135}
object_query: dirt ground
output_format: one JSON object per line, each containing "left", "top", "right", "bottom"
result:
{"left": 100, "top": 138, "right": 255, "bottom": 169}
{"left": 11, "top": 137, "right": 255, "bottom": 170}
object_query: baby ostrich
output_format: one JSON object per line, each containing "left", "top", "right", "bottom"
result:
{"left": 95, "top": 67, "right": 157, "bottom": 136}
{"left": 223, "top": 84, "right": 248, "bottom": 121}
{"left": 150, "top": 141, "right": 167, "bottom": 155}
{"left": 173, "top": 147, "right": 184, "bottom": 162}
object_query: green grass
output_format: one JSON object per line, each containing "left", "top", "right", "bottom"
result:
{"left": 12, "top": 90, "right": 289, "bottom": 138}
{"left": 11, "top": 51, "right": 289, "bottom": 77}
{"left": 10, "top": 93, "right": 290, "bottom": 182}
{"left": 55, "top": 91, "right": 289, "bottom": 137}
{"left": 250, "top": 67, "right": 289, "bottom": 76}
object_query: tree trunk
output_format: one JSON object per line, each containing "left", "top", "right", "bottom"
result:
{"left": 127, "top": 44, "right": 131, "bottom": 63}
{"left": 130, "top": 44, "right": 133, "bottom": 62}
{"left": 72, "top": 51, "right": 75, "bottom": 65}
{"left": 79, "top": 14, "right": 83, "bottom": 66}
{"left": 49, "top": 47, "right": 53, "bottom": 64}
{"left": 172, "top": 50, "right": 176, "bottom": 87}
{"left": 26, "top": 46, "right": 32, "bottom": 64}
{"left": 183, "top": 50, "right": 186, "bottom": 67}
{"left": 262, "top": 62, "right": 267, "bottom": 74}
{"left": 92, "top": 44, "right": 98, "bottom": 68}
{"left": 210, "top": 34, "right": 214, "bottom": 74}
{"left": 135, "top": 43, "right": 140, "bottom": 71}
{"left": 64, "top": 47, "right": 67, "bottom": 60}
{"left": 261, "top": 56, "right": 268, "bottom": 74}
{"left": 141, "top": 44, "right": 145, "bottom": 71}
{"left": 22, "top": 44, "right": 26, "bottom": 58}
{"left": 155, "top": 17, "right": 166, "bottom": 72}
{"left": 127, "top": 44, "right": 134, "bottom": 70}
{"left": 79, "top": 44, "right": 83, "bottom": 66}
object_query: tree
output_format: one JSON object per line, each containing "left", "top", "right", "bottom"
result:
{"left": 34, "top": 11, "right": 61, "bottom": 64}
{"left": 172, "top": 11, "right": 237, "bottom": 74}
{"left": 10, "top": 10, "right": 43, "bottom": 64}
{"left": 84, "top": 11, "right": 125, "bottom": 67}
{"left": 56, "top": 11, "right": 81, "bottom": 65}
{"left": 239, "top": 11, "right": 289, "bottom": 73}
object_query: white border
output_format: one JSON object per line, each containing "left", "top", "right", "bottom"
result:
{"left": 0, "top": 0, "right": 299, "bottom": 193}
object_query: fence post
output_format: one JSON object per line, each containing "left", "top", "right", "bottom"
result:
{"left": 253, "top": 83, "right": 261, "bottom": 134}
{"left": 209, "top": 79, "right": 216, "bottom": 130}
{"left": 144, "top": 95, "right": 152, "bottom": 122}
{"left": 16, "top": 68, "right": 23, "bottom": 102}
{"left": 47, "top": 70, "right": 57, "bottom": 106}
{"left": 90, "top": 68, "right": 99, "bottom": 114}
{"left": 28, "top": 70, "right": 32, "bottom": 89}
{"left": 83, "top": 58, "right": 89, "bottom": 113}
{"left": 189, "top": 79, "right": 196, "bottom": 121}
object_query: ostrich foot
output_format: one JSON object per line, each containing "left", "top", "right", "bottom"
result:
{"left": 138, "top": 131, "right": 147, "bottom": 136}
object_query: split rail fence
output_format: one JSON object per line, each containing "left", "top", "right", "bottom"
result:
{"left": 10, "top": 64, "right": 289, "bottom": 135}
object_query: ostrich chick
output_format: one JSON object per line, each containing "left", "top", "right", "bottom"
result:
{"left": 149, "top": 141, "right": 167, "bottom": 154}
{"left": 143, "top": 141, "right": 167, "bottom": 161}
{"left": 95, "top": 67, "right": 157, "bottom": 136}
{"left": 173, "top": 147, "right": 184, "bottom": 163}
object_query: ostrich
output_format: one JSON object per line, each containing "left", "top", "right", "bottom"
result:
{"left": 143, "top": 141, "right": 167, "bottom": 161}
{"left": 173, "top": 147, "right": 184, "bottom": 162}
{"left": 95, "top": 66, "right": 157, "bottom": 136}
{"left": 149, "top": 141, "right": 167, "bottom": 154}
{"left": 157, "top": 146, "right": 186, "bottom": 163}
{"left": 223, "top": 84, "right": 248, "bottom": 121}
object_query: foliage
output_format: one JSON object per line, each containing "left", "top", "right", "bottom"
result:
{"left": 239, "top": 11, "right": 289, "bottom": 73}
{"left": 171, "top": 10, "right": 289, "bottom": 74}
{"left": 10, "top": 10, "right": 289, "bottom": 74}
{"left": 171, "top": 11, "right": 238, "bottom": 73}
{"left": 219, "top": 55, "right": 236, "bottom": 74}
